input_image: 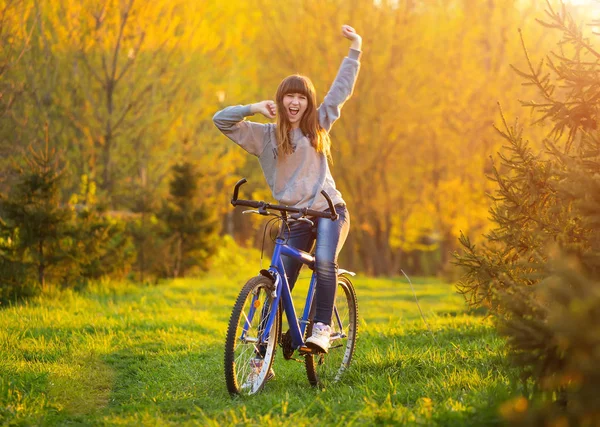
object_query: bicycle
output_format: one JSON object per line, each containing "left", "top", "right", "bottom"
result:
{"left": 224, "top": 178, "right": 358, "bottom": 395}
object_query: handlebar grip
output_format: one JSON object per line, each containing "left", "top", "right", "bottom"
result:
{"left": 320, "top": 190, "right": 339, "bottom": 221}
{"left": 232, "top": 178, "right": 247, "bottom": 205}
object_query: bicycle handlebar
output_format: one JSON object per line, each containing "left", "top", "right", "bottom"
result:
{"left": 231, "top": 178, "right": 339, "bottom": 221}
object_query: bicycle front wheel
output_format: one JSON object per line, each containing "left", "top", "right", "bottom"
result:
{"left": 224, "top": 275, "right": 279, "bottom": 395}
{"left": 305, "top": 275, "right": 358, "bottom": 387}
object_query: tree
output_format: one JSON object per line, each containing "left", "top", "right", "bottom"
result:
{"left": 67, "top": 174, "right": 136, "bottom": 283}
{"left": 0, "top": 127, "right": 72, "bottom": 294}
{"left": 46, "top": 0, "right": 190, "bottom": 203}
{"left": 158, "top": 162, "right": 218, "bottom": 278}
{"left": 0, "top": 0, "right": 32, "bottom": 116}
{"left": 454, "top": 2, "right": 600, "bottom": 424}
{"left": 0, "top": 0, "right": 37, "bottom": 180}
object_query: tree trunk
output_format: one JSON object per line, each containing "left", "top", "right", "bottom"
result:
{"left": 38, "top": 240, "right": 45, "bottom": 289}
{"left": 139, "top": 211, "right": 146, "bottom": 283}
{"left": 226, "top": 210, "right": 234, "bottom": 235}
{"left": 102, "top": 79, "right": 114, "bottom": 196}
{"left": 173, "top": 234, "right": 183, "bottom": 278}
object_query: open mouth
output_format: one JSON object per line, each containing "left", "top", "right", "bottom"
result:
{"left": 288, "top": 107, "right": 300, "bottom": 117}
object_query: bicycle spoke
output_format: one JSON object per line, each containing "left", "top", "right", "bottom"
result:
{"left": 234, "top": 344, "right": 254, "bottom": 366}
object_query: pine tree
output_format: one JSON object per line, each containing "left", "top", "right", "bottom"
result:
{"left": 128, "top": 186, "right": 160, "bottom": 284}
{"left": 0, "top": 129, "right": 72, "bottom": 298}
{"left": 454, "top": 2, "right": 600, "bottom": 424}
{"left": 67, "top": 175, "right": 136, "bottom": 284}
{"left": 158, "top": 162, "right": 218, "bottom": 278}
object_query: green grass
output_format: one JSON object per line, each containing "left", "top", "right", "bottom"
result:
{"left": 0, "top": 272, "right": 518, "bottom": 426}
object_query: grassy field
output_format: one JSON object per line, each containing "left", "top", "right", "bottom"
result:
{"left": 0, "top": 269, "right": 518, "bottom": 426}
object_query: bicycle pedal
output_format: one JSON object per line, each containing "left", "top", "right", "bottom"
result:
{"left": 305, "top": 342, "right": 328, "bottom": 354}
{"left": 298, "top": 346, "right": 312, "bottom": 355}
{"left": 299, "top": 345, "right": 326, "bottom": 355}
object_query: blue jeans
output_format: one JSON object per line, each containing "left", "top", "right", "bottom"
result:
{"left": 280, "top": 204, "right": 350, "bottom": 325}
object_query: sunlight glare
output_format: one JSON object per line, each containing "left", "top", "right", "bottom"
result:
{"left": 565, "top": 0, "right": 600, "bottom": 15}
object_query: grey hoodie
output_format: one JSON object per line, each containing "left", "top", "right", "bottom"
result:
{"left": 213, "top": 48, "right": 361, "bottom": 212}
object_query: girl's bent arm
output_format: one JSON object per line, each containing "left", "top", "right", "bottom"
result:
{"left": 213, "top": 105, "right": 269, "bottom": 157}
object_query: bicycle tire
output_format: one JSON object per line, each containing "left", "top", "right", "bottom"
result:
{"left": 305, "top": 274, "right": 358, "bottom": 387}
{"left": 224, "top": 275, "right": 279, "bottom": 395}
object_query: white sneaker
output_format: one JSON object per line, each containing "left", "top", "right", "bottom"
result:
{"left": 240, "top": 358, "right": 275, "bottom": 392}
{"left": 306, "top": 322, "right": 331, "bottom": 353}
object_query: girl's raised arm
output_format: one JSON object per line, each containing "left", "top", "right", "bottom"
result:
{"left": 318, "top": 25, "right": 363, "bottom": 132}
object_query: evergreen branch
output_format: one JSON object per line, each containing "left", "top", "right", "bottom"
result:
{"left": 539, "top": 0, "right": 600, "bottom": 61}
{"left": 516, "top": 29, "right": 554, "bottom": 102}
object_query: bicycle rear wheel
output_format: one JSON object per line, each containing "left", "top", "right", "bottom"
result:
{"left": 305, "top": 275, "right": 358, "bottom": 387}
{"left": 224, "top": 276, "right": 279, "bottom": 395}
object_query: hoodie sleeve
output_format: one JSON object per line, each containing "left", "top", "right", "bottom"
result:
{"left": 213, "top": 105, "right": 269, "bottom": 157}
{"left": 318, "top": 48, "right": 361, "bottom": 132}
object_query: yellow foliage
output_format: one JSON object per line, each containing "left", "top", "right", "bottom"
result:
{"left": 499, "top": 396, "right": 529, "bottom": 422}
{"left": 2, "top": 0, "right": 578, "bottom": 273}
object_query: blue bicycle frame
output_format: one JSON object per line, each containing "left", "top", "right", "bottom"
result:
{"left": 248, "top": 234, "right": 318, "bottom": 351}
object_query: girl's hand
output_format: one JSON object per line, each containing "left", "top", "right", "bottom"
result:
{"left": 341, "top": 25, "right": 360, "bottom": 41}
{"left": 251, "top": 100, "right": 276, "bottom": 119}
{"left": 341, "top": 25, "right": 362, "bottom": 50}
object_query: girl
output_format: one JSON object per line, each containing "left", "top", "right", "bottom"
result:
{"left": 213, "top": 25, "right": 362, "bottom": 354}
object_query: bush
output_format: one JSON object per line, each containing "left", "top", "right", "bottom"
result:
{"left": 207, "top": 234, "right": 262, "bottom": 280}
{"left": 0, "top": 142, "right": 136, "bottom": 302}
{"left": 70, "top": 208, "right": 136, "bottom": 284}
{"left": 0, "top": 254, "right": 37, "bottom": 304}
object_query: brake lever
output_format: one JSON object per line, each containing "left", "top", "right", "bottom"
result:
{"left": 297, "top": 217, "right": 314, "bottom": 227}
{"left": 242, "top": 209, "right": 276, "bottom": 217}
{"left": 289, "top": 212, "right": 314, "bottom": 226}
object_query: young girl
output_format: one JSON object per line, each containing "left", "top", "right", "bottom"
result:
{"left": 213, "top": 25, "right": 362, "bottom": 354}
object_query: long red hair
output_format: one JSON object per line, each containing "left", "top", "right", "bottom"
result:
{"left": 275, "top": 75, "right": 331, "bottom": 162}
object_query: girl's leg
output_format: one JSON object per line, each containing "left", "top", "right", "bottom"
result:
{"left": 313, "top": 205, "right": 350, "bottom": 325}
{"left": 280, "top": 220, "right": 315, "bottom": 291}
{"left": 252, "top": 220, "right": 314, "bottom": 373}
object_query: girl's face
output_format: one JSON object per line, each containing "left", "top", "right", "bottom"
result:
{"left": 282, "top": 92, "right": 308, "bottom": 128}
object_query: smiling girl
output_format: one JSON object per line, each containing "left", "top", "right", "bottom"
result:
{"left": 213, "top": 25, "right": 362, "bottom": 354}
